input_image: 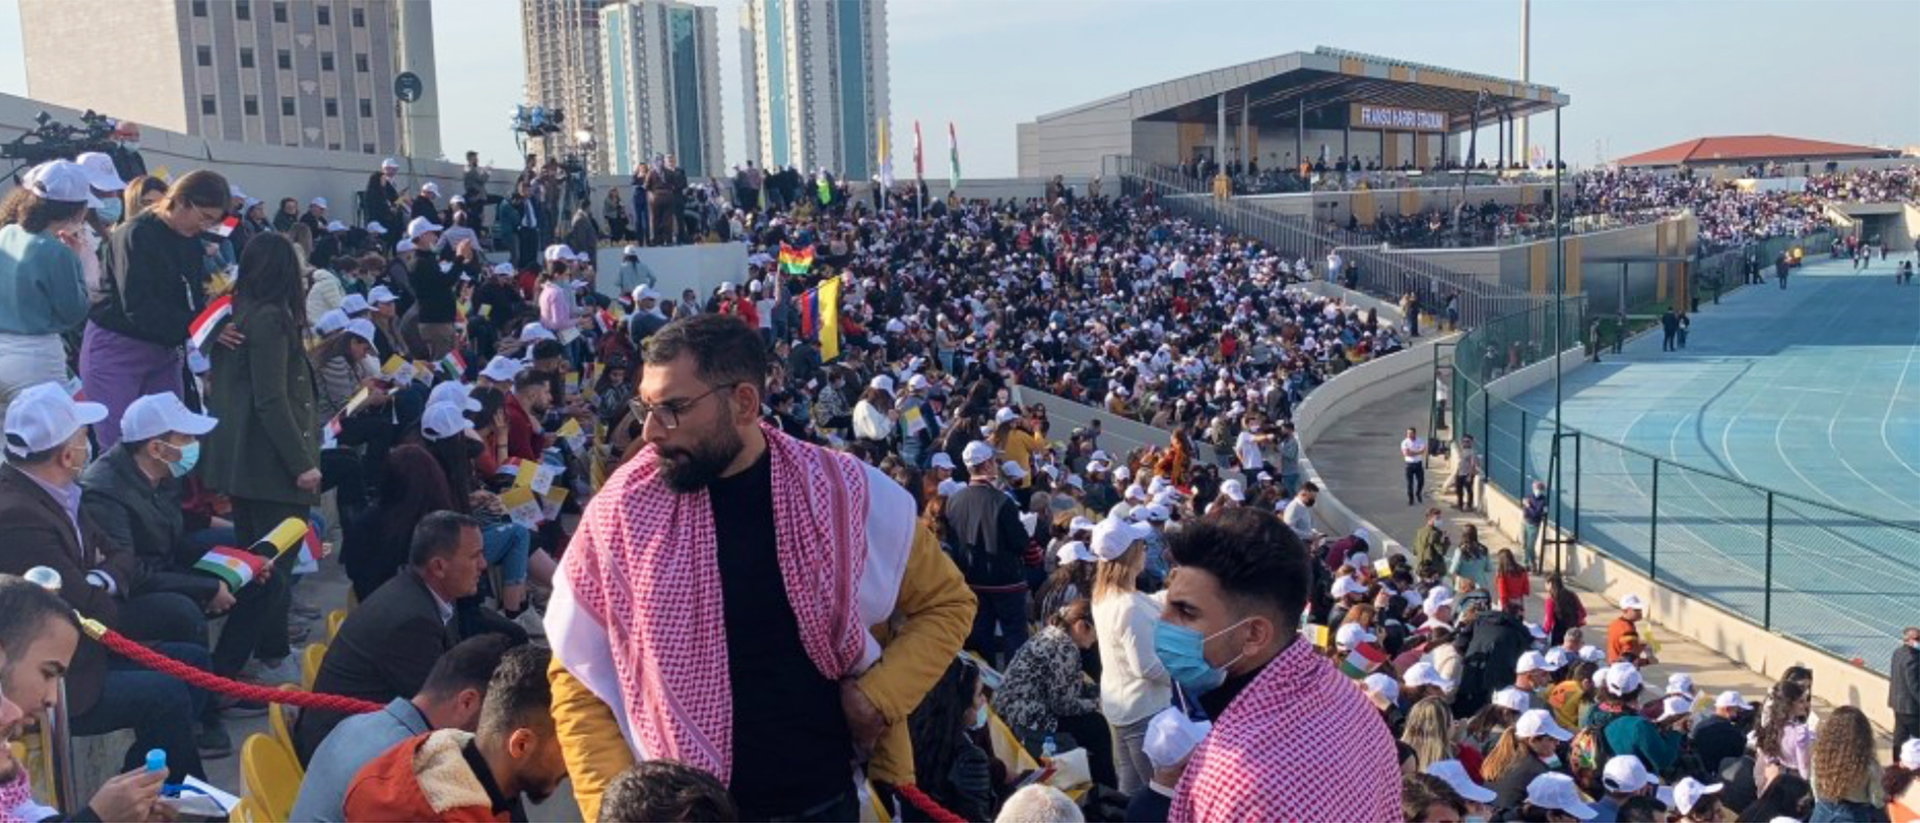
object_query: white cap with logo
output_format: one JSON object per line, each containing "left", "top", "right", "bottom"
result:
{"left": 1491, "top": 687, "right": 1532, "bottom": 713}
{"left": 928, "top": 453, "right": 955, "bottom": 470}
{"left": 339, "top": 294, "right": 371, "bottom": 315}
{"left": 480, "top": 356, "right": 525, "bottom": 383}
{"left": 1525, "top": 773, "right": 1596, "bottom": 820}
{"left": 1670, "top": 777, "right": 1722, "bottom": 816}
{"left": 1090, "top": 517, "right": 1151, "bottom": 560}
{"left": 1602, "top": 754, "right": 1657, "bottom": 794}
{"left": 405, "top": 216, "right": 444, "bottom": 239}
{"left": 1515, "top": 708, "right": 1573, "bottom": 741}
{"left": 420, "top": 402, "right": 474, "bottom": 441}
{"left": 74, "top": 152, "right": 129, "bottom": 192}
{"left": 120, "top": 392, "right": 219, "bottom": 443}
{"left": 1424, "top": 759, "right": 1496, "bottom": 803}
{"left": 20, "top": 161, "right": 98, "bottom": 205}
{"left": 427, "top": 381, "right": 482, "bottom": 413}
{"left": 3, "top": 382, "right": 106, "bottom": 458}
{"left": 1054, "top": 541, "right": 1095, "bottom": 565}
{"left": 961, "top": 441, "right": 995, "bottom": 467}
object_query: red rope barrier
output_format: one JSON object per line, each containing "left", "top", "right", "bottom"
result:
{"left": 89, "top": 624, "right": 382, "bottom": 715}
{"left": 893, "top": 783, "right": 969, "bottom": 823}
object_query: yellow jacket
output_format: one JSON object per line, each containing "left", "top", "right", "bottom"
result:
{"left": 548, "top": 523, "right": 975, "bottom": 821}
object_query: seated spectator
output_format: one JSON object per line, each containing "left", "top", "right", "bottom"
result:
{"left": 0, "top": 574, "right": 169, "bottom": 823}
{"left": 597, "top": 761, "right": 739, "bottom": 823}
{"left": 342, "top": 645, "right": 568, "bottom": 822}
{"left": 295, "top": 511, "right": 496, "bottom": 762}
{"left": 1402, "top": 772, "right": 1470, "bottom": 823}
{"left": 995, "top": 784, "right": 1084, "bottom": 823}
{"left": 0, "top": 383, "right": 217, "bottom": 777}
{"left": 907, "top": 657, "right": 1000, "bottom": 822}
{"left": 291, "top": 633, "right": 517, "bottom": 823}
{"left": 1483, "top": 709, "right": 1575, "bottom": 815}
{"left": 343, "top": 444, "right": 458, "bottom": 600}
{"left": 991, "top": 598, "right": 1113, "bottom": 787}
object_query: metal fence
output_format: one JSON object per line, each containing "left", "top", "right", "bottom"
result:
{"left": 1454, "top": 299, "right": 1920, "bottom": 674}
{"left": 1109, "top": 155, "right": 1545, "bottom": 329}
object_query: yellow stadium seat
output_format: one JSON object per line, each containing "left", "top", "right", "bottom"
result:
{"left": 240, "top": 734, "right": 302, "bottom": 821}
{"left": 270, "top": 685, "right": 303, "bottom": 767}
{"left": 326, "top": 608, "right": 347, "bottom": 641}
{"left": 302, "top": 643, "right": 327, "bottom": 691}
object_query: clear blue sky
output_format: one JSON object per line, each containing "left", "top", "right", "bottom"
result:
{"left": 1, "top": 0, "right": 1914, "bottom": 176}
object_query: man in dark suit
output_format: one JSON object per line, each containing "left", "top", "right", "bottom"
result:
{"left": 1894, "top": 627, "right": 1920, "bottom": 752}
{"left": 0, "top": 383, "right": 216, "bottom": 778}
{"left": 293, "top": 511, "right": 492, "bottom": 763}
{"left": 364, "top": 158, "right": 403, "bottom": 245}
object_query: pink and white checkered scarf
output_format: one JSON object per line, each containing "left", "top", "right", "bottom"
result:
{"left": 0, "top": 769, "right": 33, "bottom": 823}
{"left": 563, "top": 422, "right": 870, "bottom": 782}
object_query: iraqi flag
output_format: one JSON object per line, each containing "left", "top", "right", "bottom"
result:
{"left": 187, "top": 295, "right": 234, "bottom": 351}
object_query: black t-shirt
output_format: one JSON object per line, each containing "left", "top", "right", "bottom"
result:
{"left": 412, "top": 253, "right": 464, "bottom": 323}
{"left": 710, "top": 448, "right": 852, "bottom": 817}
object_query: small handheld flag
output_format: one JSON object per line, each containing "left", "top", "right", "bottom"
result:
{"left": 778, "top": 243, "right": 815, "bottom": 275}
{"left": 193, "top": 546, "right": 265, "bottom": 590}
{"left": 439, "top": 351, "right": 467, "bottom": 380}
{"left": 187, "top": 295, "right": 235, "bottom": 352}
{"left": 1339, "top": 643, "right": 1389, "bottom": 679}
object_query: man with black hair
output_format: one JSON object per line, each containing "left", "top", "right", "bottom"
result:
{"left": 597, "top": 761, "right": 739, "bottom": 823}
{"left": 295, "top": 511, "right": 493, "bottom": 762}
{"left": 293, "top": 633, "right": 519, "bottom": 822}
{"left": 344, "top": 645, "right": 569, "bottom": 822}
{"left": 1153, "top": 508, "right": 1401, "bottom": 822}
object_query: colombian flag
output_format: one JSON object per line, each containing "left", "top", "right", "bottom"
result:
{"left": 799, "top": 275, "right": 843, "bottom": 362}
{"left": 778, "top": 243, "right": 815, "bottom": 275}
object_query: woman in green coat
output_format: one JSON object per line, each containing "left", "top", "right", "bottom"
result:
{"left": 203, "top": 231, "right": 320, "bottom": 556}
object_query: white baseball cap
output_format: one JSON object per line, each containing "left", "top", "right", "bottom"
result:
{"left": 1578, "top": 645, "right": 1607, "bottom": 663}
{"left": 869, "top": 375, "right": 895, "bottom": 394}
{"left": 1714, "top": 690, "right": 1752, "bottom": 711}
{"left": 1086, "top": 460, "right": 1110, "bottom": 474}
{"left": 1424, "top": 759, "right": 1496, "bottom": 803}
{"left": 1666, "top": 673, "right": 1697, "bottom": 700}
{"left": 1112, "top": 465, "right": 1131, "bottom": 482}
{"left": 929, "top": 453, "right": 955, "bottom": 470}
{"left": 405, "top": 216, "right": 443, "bottom": 239}
{"left": 1402, "top": 661, "right": 1456, "bottom": 691}
{"left": 1671, "top": 777, "right": 1723, "bottom": 816}
{"left": 420, "top": 401, "right": 474, "bottom": 441}
{"left": 994, "top": 407, "right": 1019, "bottom": 424}
{"left": 427, "top": 381, "right": 482, "bottom": 413}
{"left": 395, "top": 238, "right": 416, "bottom": 253}
{"left": 906, "top": 374, "right": 930, "bottom": 392}
{"left": 1900, "top": 738, "right": 1920, "bottom": 770}
{"left": 1602, "top": 755, "right": 1657, "bottom": 794}
{"left": 1220, "top": 479, "right": 1245, "bottom": 502}
{"left": 1620, "top": 593, "right": 1647, "bottom": 611}
{"left": 365, "top": 220, "right": 388, "bottom": 235}
{"left": 480, "top": 355, "right": 524, "bottom": 383}
{"left": 1141, "top": 503, "right": 1170, "bottom": 523}
{"left": 339, "top": 294, "right": 371, "bottom": 315}
{"left": 1142, "top": 706, "right": 1211, "bottom": 771}
{"left": 491, "top": 262, "right": 515, "bottom": 277}
{"left": 622, "top": 244, "right": 640, "bottom": 256}
{"left": 1515, "top": 709, "right": 1573, "bottom": 742}
{"left": 73, "top": 152, "right": 128, "bottom": 192}
{"left": 344, "top": 318, "right": 377, "bottom": 345}
{"left": 519, "top": 322, "right": 558, "bottom": 343}
{"left": 1525, "top": 773, "right": 1596, "bottom": 820}
{"left": 935, "top": 479, "right": 964, "bottom": 497}
{"left": 1334, "top": 622, "right": 1376, "bottom": 649}
{"left": 720, "top": 281, "right": 737, "bottom": 293}
{"left": 1545, "top": 647, "right": 1573, "bottom": 671}
{"left": 420, "top": 182, "right": 440, "bottom": 197}
{"left": 1330, "top": 576, "right": 1368, "bottom": 600}
{"left": 3, "top": 382, "right": 106, "bottom": 457}
{"left": 961, "top": 441, "right": 995, "bottom": 467}
{"left": 1054, "top": 541, "right": 1095, "bottom": 565}
{"left": 368, "top": 285, "right": 399, "bottom": 304}
{"left": 324, "top": 220, "right": 348, "bottom": 233}
{"left": 1090, "top": 517, "right": 1151, "bottom": 560}
{"left": 20, "top": 161, "right": 95, "bottom": 204}
{"left": 314, "top": 308, "right": 350, "bottom": 336}
{"left": 1516, "top": 651, "right": 1550, "bottom": 675}
{"left": 999, "top": 460, "right": 1027, "bottom": 480}
{"left": 311, "top": 196, "right": 329, "bottom": 209}
{"left": 1492, "top": 687, "right": 1532, "bottom": 713}
{"left": 1069, "top": 516, "right": 1095, "bottom": 534}
{"left": 119, "top": 392, "right": 218, "bottom": 443}
{"left": 1362, "top": 673, "right": 1399, "bottom": 707}
{"left": 381, "top": 157, "right": 399, "bottom": 170}
{"left": 1605, "top": 661, "right": 1644, "bottom": 697}
{"left": 540, "top": 244, "right": 573, "bottom": 263}
{"left": 1656, "top": 694, "right": 1693, "bottom": 723}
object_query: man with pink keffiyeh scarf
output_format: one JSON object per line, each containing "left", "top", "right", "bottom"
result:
{"left": 544, "top": 314, "right": 975, "bottom": 822}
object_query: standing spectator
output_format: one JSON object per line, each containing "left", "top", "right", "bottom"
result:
{"left": 566, "top": 203, "right": 600, "bottom": 257}
{"left": 644, "top": 155, "right": 677, "bottom": 246}
{"left": 1808, "top": 707, "right": 1885, "bottom": 822}
{"left": 84, "top": 169, "right": 229, "bottom": 447}
{"left": 407, "top": 218, "right": 474, "bottom": 360}
{"left": 200, "top": 232, "right": 317, "bottom": 666}
{"left": 1493, "top": 550, "right": 1530, "bottom": 613}
{"left": 1449, "top": 524, "right": 1492, "bottom": 597}
{"left": 1454, "top": 601, "right": 1533, "bottom": 718}
{"left": 949, "top": 442, "right": 1035, "bottom": 666}
{"left": 462, "top": 151, "right": 492, "bottom": 220}
{"left": 1280, "top": 481, "right": 1318, "bottom": 541}
{"left": 1521, "top": 481, "right": 1549, "bottom": 573}
{"left": 0, "top": 161, "right": 93, "bottom": 415}
{"left": 1402, "top": 426, "right": 1428, "bottom": 505}
{"left": 603, "top": 188, "right": 630, "bottom": 244}
{"left": 1542, "top": 573, "right": 1586, "bottom": 648}
{"left": 364, "top": 158, "right": 402, "bottom": 245}
{"left": 1089, "top": 514, "right": 1163, "bottom": 797}
{"left": 1162, "top": 509, "right": 1402, "bottom": 822}
{"left": 1451, "top": 434, "right": 1479, "bottom": 511}
{"left": 1660, "top": 307, "right": 1679, "bottom": 352}
{"left": 1893, "top": 627, "right": 1920, "bottom": 754}
{"left": 1607, "top": 594, "right": 1655, "bottom": 665}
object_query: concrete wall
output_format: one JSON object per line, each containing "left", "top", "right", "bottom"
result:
{"left": 1245, "top": 183, "right": 1555, "bottom": 229}
{"left": 1015, "top": 96, "right": 1135, "bottom": 179}
{"left": 1354, "top": 215, "right": 1700, "bottom": 312}
{"left": 1472, "top": 349, "right": 1898, "bottom": 731}
{"left": 591, "top": 242, "right": 748, "bottom": 303}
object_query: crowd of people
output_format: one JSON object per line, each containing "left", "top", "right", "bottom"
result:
{"left": 0, "top": 136, "right": 1917, "bottom": 823}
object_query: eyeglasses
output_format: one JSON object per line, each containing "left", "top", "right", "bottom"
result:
{"left": 629, "top": 383, "right": 740, "bottom": 430}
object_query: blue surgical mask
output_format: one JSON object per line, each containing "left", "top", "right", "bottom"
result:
{"left": 96, "top": 198, "right": 123, "bottom": 224}
{"left": 969, "top": 704, "right": 988, "bottom": 731}
{"left": 1154, "top": 618, "right": 1251, "bottom": 695}
{"left": 166, "top": 441, "right": 200, "bottom": 478}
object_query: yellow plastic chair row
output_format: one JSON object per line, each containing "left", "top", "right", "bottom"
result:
{"left": 325, "top": 608, "right": 348, "bottom": 641}
{"left": 240, "top": 733, "right": 302, "bottom": 821}
{"left": 302, "top": 643, "right": 327, "bottom": 691}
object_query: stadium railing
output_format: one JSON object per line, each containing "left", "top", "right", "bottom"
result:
{"left": 1453, "top": 295, "right": 1920, "bottom": 674}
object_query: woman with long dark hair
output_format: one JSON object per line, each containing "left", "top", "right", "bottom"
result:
{"left": 342, "top": 444, "right": 455, "bottom": 599}
{"left": 200, "top": 230, "right": 313, "bottom": 678}
{"left": 907, "top": 657, "right": 997, "bottom": 822}
{"left": 1753, "top": 680, "right": 1814, "bottom": 795}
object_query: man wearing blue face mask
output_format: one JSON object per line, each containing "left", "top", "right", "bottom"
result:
{"left": 82, "top": 392, "right": 283, "bottom": 693}
{"left": 1151, "top": 507, "right": 1403, "bottom": 823}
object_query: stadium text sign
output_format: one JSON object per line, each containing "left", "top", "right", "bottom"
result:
{"left": 1351, "top": 104, "right": 1447, "bottom": 132}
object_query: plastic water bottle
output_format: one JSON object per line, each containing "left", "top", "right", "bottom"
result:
{"left": 1041, "top": 735, "right": 1057, "bottom": 759}
{"left": 145, "top": 749, "right": 166, "bottom": 773}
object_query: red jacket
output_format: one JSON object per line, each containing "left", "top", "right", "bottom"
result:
{"left": 342, "top": 730, "right": 510, "bottom": 823}
{"left": 503, "top": 395, "right": 543, "bottom": 462}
